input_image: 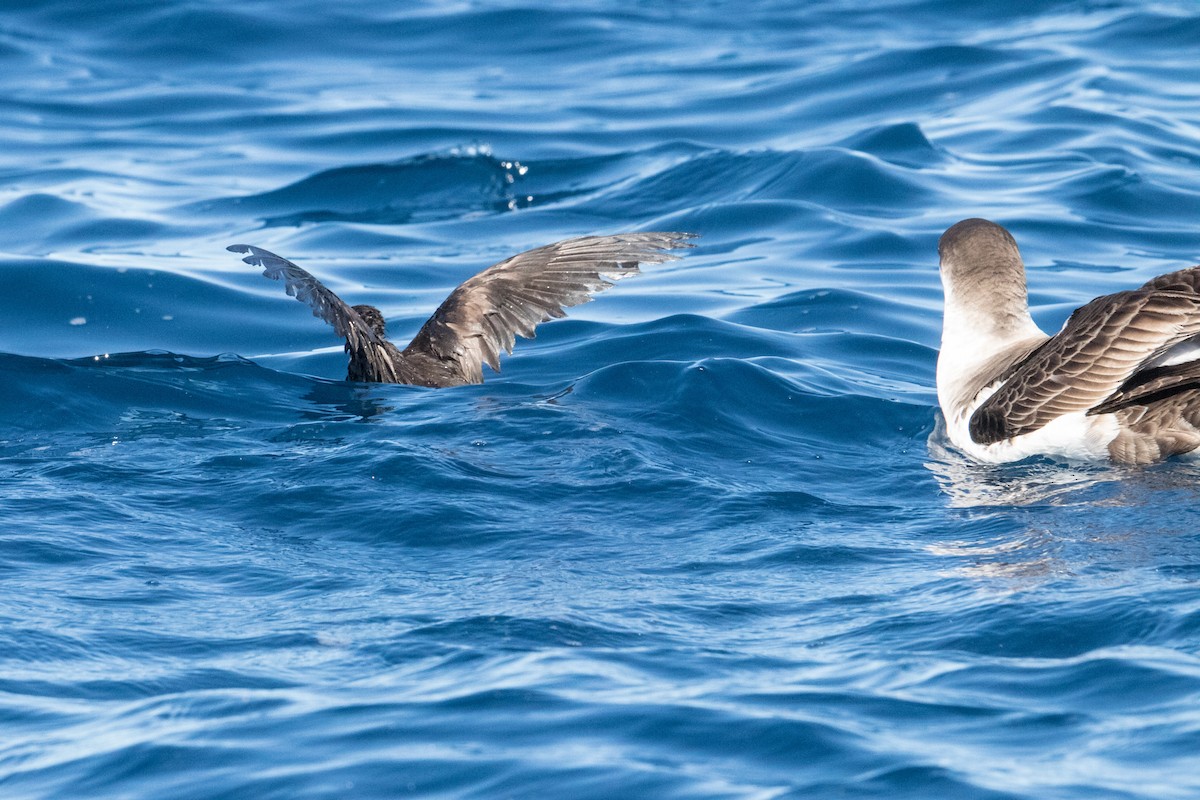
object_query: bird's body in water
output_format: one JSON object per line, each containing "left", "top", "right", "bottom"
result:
{"left": 936, "top": 218, "right": 1200, "bottom": 464}
{"left": 230, "top": 233, "right": 695, "bottom": 387}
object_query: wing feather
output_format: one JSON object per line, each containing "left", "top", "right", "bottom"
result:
{"left": 228, "top": 244, "right": 384, "bottom": 354}
{"left": 401, "top": 232, "right": 696, "bottom": 383}
{"left": 1090, "top": 361, "right": 1200, "bottom": 414}
{"left": 970, "top": 289, "right": 1200, "bottom": 444}
{"left": 1137, "top": 265, "right": 1200, "bottom": 294}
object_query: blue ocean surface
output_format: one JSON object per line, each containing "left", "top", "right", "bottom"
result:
{"left": 2, "top": 1, "right": 1200, "bottom": 797}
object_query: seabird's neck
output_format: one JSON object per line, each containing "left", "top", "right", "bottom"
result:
{"left": 937, "top": 279, "right": 1045, "bottom": 415}
{"left": 940, "top": 280, "right": 1042, "bottom": 349}
{"left": 935, "top": 218, "right": 1049, "bottom": 414}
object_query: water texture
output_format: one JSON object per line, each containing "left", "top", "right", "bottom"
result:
{"left": 2, "top": 1, "right": 1200, "bottom": 797}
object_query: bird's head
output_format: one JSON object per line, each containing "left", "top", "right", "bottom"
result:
{"left": 351, "top": 304, "right": 388, "bottom": 339}
{"left": 937, "top": 218, "right": 1033, "bottom": 336}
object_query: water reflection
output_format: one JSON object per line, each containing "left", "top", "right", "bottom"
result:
{"left": 301, "top": 381, "right": 396, "bottom": 421}
{"left": 926, "top": 414, "right": 1200, "bottom": 585}
{"left": 927, "top": 414, "right": 1200, "bottom": 508}
{"left": 925, "top": 414, "right": 1126, "bottom": 508}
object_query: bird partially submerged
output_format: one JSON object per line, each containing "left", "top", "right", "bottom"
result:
{"left": 229, "top": 232, "right": 696, "bottom": 387}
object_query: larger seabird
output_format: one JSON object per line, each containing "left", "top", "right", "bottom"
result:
{"left": 937, "top": 218, "right": 1200, "bottom": 464}
{"left": 230, "top": 232, "right": 695, "bottom": 387}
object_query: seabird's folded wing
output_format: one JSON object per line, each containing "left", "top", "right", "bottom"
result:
{"left": 1136, "top": 264, "right": 1200, "bottom": 295}
{"left": 970, "top": 289, "right": 1200, "bottom": 444}
{"left": 1089, "top": 361, "right": 1200, "bottom": 415}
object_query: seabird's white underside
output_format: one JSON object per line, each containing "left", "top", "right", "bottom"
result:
{"left": 942, "top": 386, "right": 1120, "bottom": 463}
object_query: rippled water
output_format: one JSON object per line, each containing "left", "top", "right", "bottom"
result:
{"left": 3, "top": 1, "right": 1200, "bottom": 797}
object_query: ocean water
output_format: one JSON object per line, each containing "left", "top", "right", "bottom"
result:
{"left": 2, "top": 0, "right": 1200, "bottom": 797}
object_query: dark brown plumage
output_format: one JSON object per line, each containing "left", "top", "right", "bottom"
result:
{"left": 968, "top": 288, "right": 1200, "bottom": 445}
{"left": 229, "top": 232, "right": 696, "bottom": 387}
